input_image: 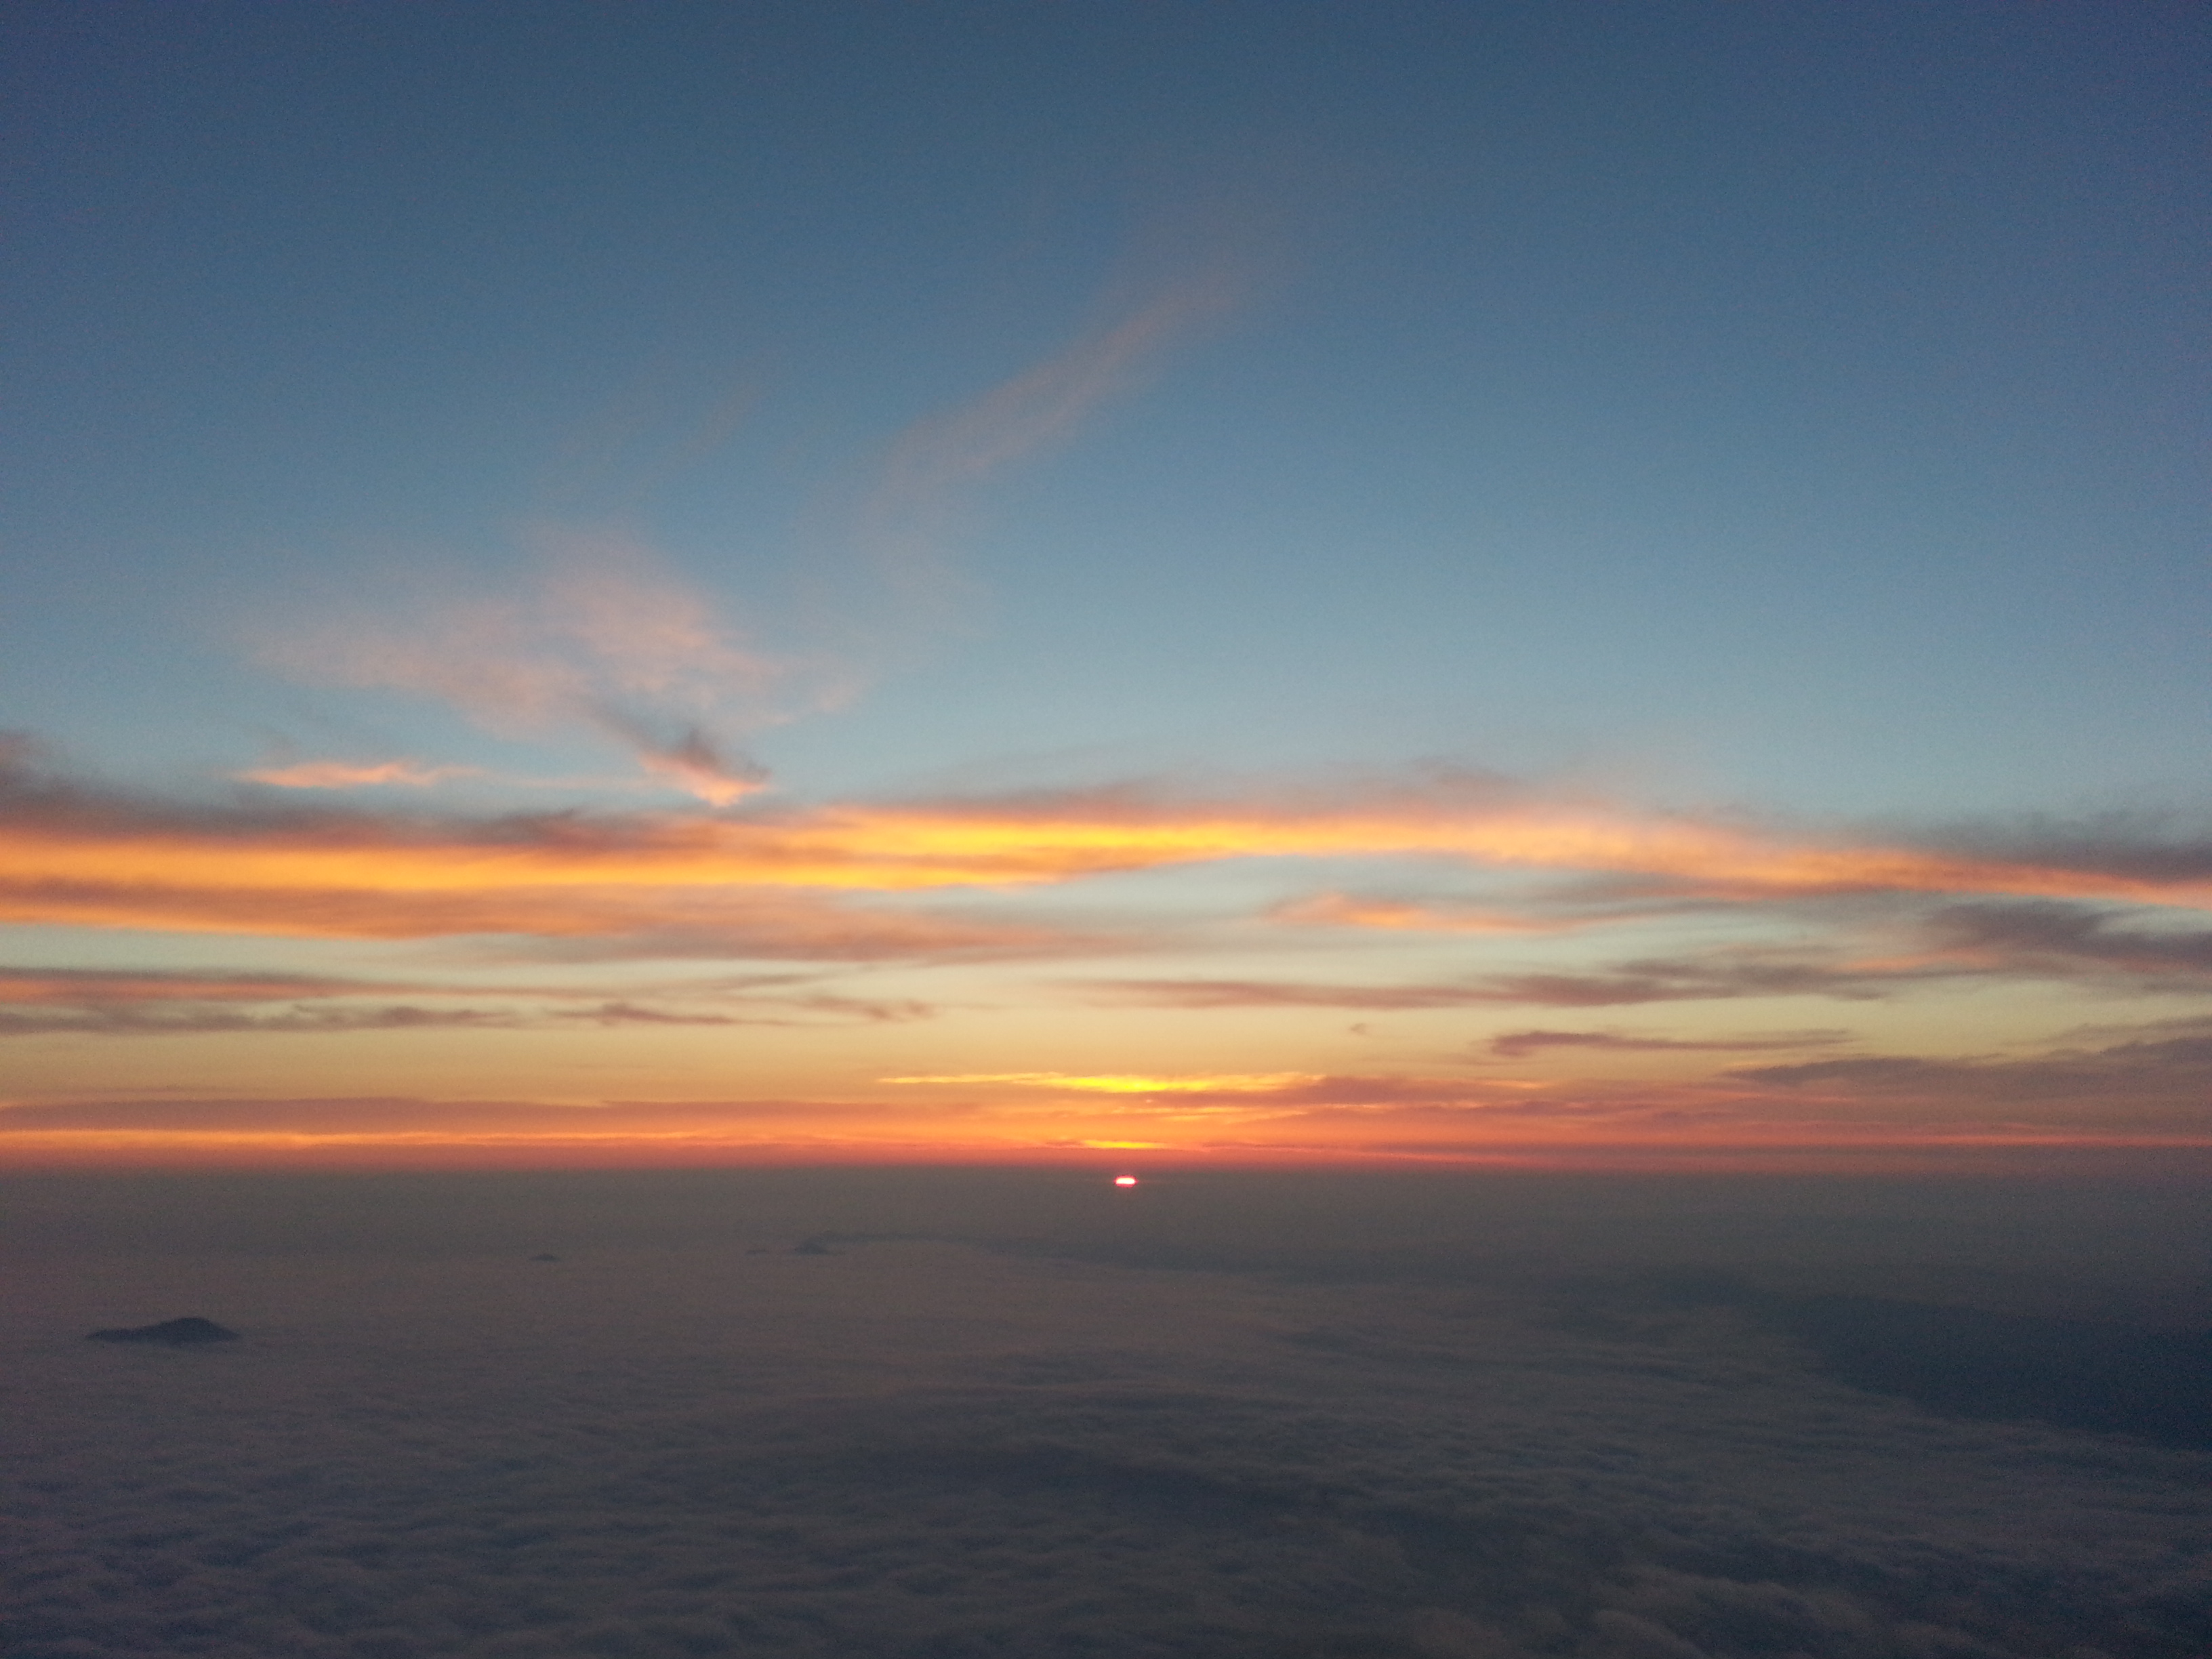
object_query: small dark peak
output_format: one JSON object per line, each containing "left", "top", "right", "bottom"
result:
{"left": 87, "top": 1317, "right": 240, "bottom": 1346}
{"left": 789, "top": 1237, "right": 835, "bottom": 1256}
{"left": 744, "top": 1246, "right": 773, "bottom": 1255}
{"left": 530, "top": 1252, "right": 562, "bottom": 1262}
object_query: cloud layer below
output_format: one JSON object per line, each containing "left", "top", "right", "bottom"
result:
{"left": 7, "top": 1169, "right": 2211, "bottom": 1659}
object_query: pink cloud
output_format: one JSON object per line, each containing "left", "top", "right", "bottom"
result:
{"left": 250, "top": 535, "right": 812, "bottom": 804}
{"left": 237, "top": 759, "right": 478, "bottom": 790}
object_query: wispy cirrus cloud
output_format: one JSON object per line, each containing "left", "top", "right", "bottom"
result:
{"left": 882, "top": 278, "right": 1241, "bottom": 494}
{"left": 852, "top": 266, "right": 1247, "bottom": 628}
{"left": 249, "top": 262, "right": 1250, "bottom": 808}
{"left": 251, "top": 532, "right": 811, "bottom": 804}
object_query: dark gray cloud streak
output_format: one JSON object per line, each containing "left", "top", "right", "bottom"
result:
{"left": 0, "top": 963, "right": 936, "bottom": 1037}
{"left": 1735, "top": 1028, "right": 2212, "bottom": 1104}
{"left": 0, "top": 1004, "right": 521, "bottom": 1036}
{"left": 1925, "top": 900, "right": 2212, "bottom": 982}
{"left": 1082, "top": 957, "right": 1898, "bottom": 1011}
{"left": 1482, "top": 1029, "right": 1851, "bottom": 1059}
{"left": 1089, "top": 898, "right": 2212, "bottom": 1017}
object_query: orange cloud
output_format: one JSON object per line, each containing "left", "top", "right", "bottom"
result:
{"left": 1271, "top": 893, "right": 1574, "bottom": 933}
{"left": 815, "top": 789, "right": 2212, "bottom": 904}
{"left": 5, "top": 748, "right": 2210, "bottom": 947}
{"left": 0, "top": 968, "right": 386, "bottom": 1005}
{"left": 0, "top": 863, "right": 1060, "bottom": 953}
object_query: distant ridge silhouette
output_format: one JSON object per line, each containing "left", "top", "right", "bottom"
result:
{"left": 87, "top": 1317, "right": 240, "bottom": 1346}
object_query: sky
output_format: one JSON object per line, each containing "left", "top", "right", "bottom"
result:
{"left": 3, "top": 1, "right": 2209, "bottom": 1171}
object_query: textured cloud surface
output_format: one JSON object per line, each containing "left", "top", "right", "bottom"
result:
{"left": 7, "top": 1170, "right": 2210, "bottom": 1658}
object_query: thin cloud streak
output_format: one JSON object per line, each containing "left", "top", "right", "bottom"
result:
{"left": 853, "top": 268, "right": 1247, "bottom": 626}
{"left": 1082, "top": 954, "right": 1898, "bottom": 1010}
{"left": 0, "top": 1004, "right": 520, "bottom": 1037}
{"left": 236, "top": 760, "right": 480, "bottom": 790}
{"left": 1734, "top": 1031, "right": 2212, "bottom": 1109}
{"left": 1271, "top": 892, "right": 1584, "bottom": 933}
{"left": 1483, "top": 1028, "right": 1852, "bottom": 1059}
{"left": 0, "top": 963, "right": 939, "bottom": 1036}
{"left": 0, "top": 1094, "right": 966, "bottom": 1135}
{"left": 1083, "top": 978, "right": 1526, "bottom": 1012}
{"left": 0, "top": 967, "right": 403, "bottom": 1004}
{"left": 0, "top": 999, "right": 926, "bottom": 1038}
{"left": 1919, "top": 900, "right": 2212, "bottom": 982}
{"left": 882, "top": 279, "right": 1242, "bottom": 489}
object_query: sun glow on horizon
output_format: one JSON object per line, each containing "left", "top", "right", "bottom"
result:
{"left": 883, "top": 1072, "right": 1322, "bottom": 1094}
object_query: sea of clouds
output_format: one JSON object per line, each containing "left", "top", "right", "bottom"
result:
{"left": 5, "top": 1169, "right": 2210, "bottom": 1658}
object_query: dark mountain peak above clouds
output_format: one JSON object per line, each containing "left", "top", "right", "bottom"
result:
{"left": 86, "top": 1317, "right": 240, "bottom": 1346}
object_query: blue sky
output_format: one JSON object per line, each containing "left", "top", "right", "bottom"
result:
{"left": 3, "top": 3, "right": 2208, "bottom": 1166}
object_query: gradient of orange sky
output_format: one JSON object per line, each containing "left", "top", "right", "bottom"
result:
{"left": 7, "top": 739, "right": 2211, "bottom": 1170}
